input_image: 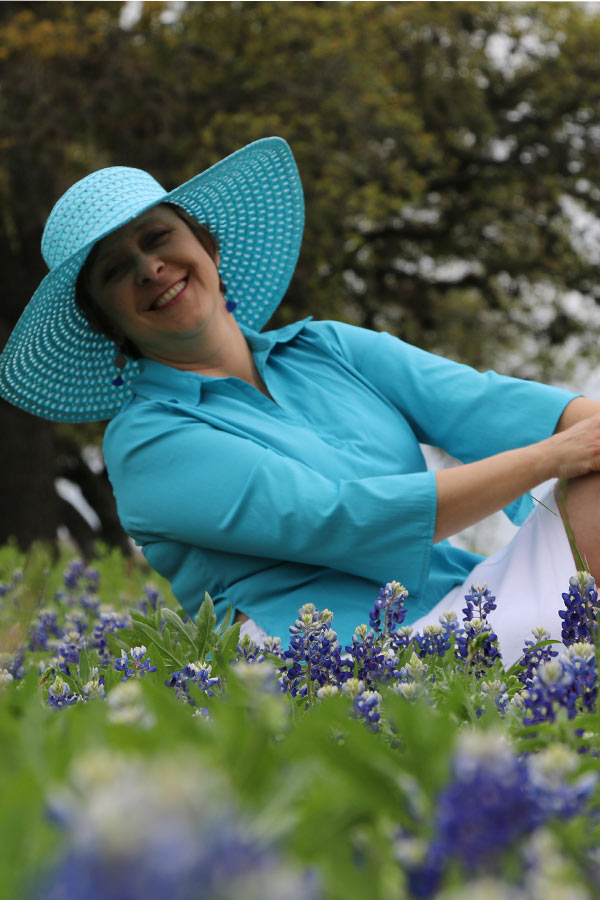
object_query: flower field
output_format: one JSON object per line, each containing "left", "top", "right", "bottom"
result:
{"left": 2, "top": 542, "right": 600, "bottom": 900}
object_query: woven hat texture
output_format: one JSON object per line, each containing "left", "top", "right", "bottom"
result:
{"left": 0, "top": 137, "right": 304, "bottom": 422}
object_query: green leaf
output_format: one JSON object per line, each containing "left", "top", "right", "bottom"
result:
{"left": 217, "top": 621, "right": 242, "bottom": 664}
{"left": 217, "top": 603, "right": 234, "bottom": 636}
{"left": 160, "top": 607, "right": 197, "bottom": 647}
{"left": 194, "top": 593, "right": 217, "bottom": 662}
{"left": 129, "top": 620, "right": 184, "bottom": 669}
{"left": 78, "top": 646, "right": 91, "bottom": 685}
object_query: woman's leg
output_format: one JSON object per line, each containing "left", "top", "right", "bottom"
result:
{"left": 555, "top": 472, "right": 600, "bottom": 580}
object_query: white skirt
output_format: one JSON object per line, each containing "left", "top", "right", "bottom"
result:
{"left": 240, "top": 483, "right": 576, "bottom": 667}
{"left": 413, "top": 483, "right": 575, "bottom": 665}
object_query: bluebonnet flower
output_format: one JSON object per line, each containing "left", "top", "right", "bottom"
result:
{"left": 81, "top": 673, "right": 105, "bottom": 701}
{"left": 29, "top": 610, "right": 62, "bottom": 651}
{"left": 1, "top": 646, "right": 25, "bottom": 681}
{"left": 559, "top": 572, "right": 599, "bottom": 646}
{"left": 527, "top": 744, "right": 597, "bottom": 818}
{"left": 340, "top": 678, "right": 382, "bottom": 730}
{"left": 352, "top": 689, "right": 382, "bottom": 731}
{"left": 522, "top": 658, "right": 578, "bottom": 725}
{"left": 409, "top": 730, "right": 596, "bottom": 893}
{"left": 397, "top": 651, "right": 430, "bottom": 683}
{"left": 114, "top": 645, "right": 157, "bottom": 681}
{"left": 390, "top": 625, "right": 414, "bottom": 653}
{"left": 479, "top": 679, "right": 510, "bottom": 717}
{"left": 47, "top": 675, "right": 79, "bottom": 710}
{"left": 233, "top": 660, "right": 281, "bottom": 696}
{"left": 236, "top": 634, "right": 267, "bottom": 663}
{"left": 517, "top": 627, "right": 559, "bottom": 685}
{"left": 106, "top": 680, "right": 155, "bottom": 728}
{"left": 390, "top": 680, "right": 425, "bottom": 702}
{"left": 64, "top": 611, "right": 88, "bottom": 637}
{"left": 137, "top": 583, "right": 162, "bottom": 616}
{"left": 36, "top": 752, "right": 319, "bottom": 900}
{"left": 57, "top": 629, "right": 86, "bottom": 675}
{"left": 462, "top": 584, "right": 497, "bottom": 621}
{"left": 562, "top": 642, "right": 598, "bottom": 713}
{"left": 455, "top": 618, "right": 502, "bottom": 673}
{"left": 345, "top": 624, "right": 397, "bottom": 686}
{"left": 92, "top": 610, "right": 130, "bottom": 664}
{"left": 414, "top": 624, "right": 451, "bottom": 659}
{"left": 282, "top": 604, "right": 346, "bottom": 699}
{"left": 166, "top": 662, "right": 220, "bottom": 705}
{"left": 63, "top": 559, "right": 86, "bottom": 591}
{"left": 438, "top": 610, "right": 461, "bottom": 634}
{"left": 0, "top": 669, "right": 14, "bottom": 689}
{"left": 433, "top": 732, "right": 540, "bottom": 870}
{"left": 369, "top": 581, "right": 408, "bottom": 637}
{"left": 316, "top": 684, "right": 339, "bottom": 699}
{"left": 79, "top": 593, "right": 101, "bottom": 615}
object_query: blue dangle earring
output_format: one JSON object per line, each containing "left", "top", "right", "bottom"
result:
{"left": 225, "top": 299, "right": 237, "bottom": 313}
{"left": 112, "top": 352, "right": 127, "bottom": 387}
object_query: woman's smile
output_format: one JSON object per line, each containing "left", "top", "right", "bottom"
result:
{"left": 150, "top": 278, "right": 188, "bottom": 311}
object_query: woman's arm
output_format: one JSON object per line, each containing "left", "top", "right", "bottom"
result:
{"left": 555, "top": 396, "right": 600, "bottom": 432}
{"left": 434, "top": 409, "right": 600, "bottom": 542}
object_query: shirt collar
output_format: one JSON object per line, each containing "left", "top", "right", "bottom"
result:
{"left": 131, "top": 317, "right": 312, "bottom": 405}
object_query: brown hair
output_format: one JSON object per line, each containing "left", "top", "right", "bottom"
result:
{"left": 74, "top": 203, "right": 226, "bottom": 360}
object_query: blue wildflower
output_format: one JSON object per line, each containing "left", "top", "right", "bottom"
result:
{"left": 416, "top": 730, "right": 595, "bottom": 890}
{"left": 517, "top": 627, "right": 559, "bottom": 685}
{"left": 282, "top": 604, "right": 346, "bottom": 699}
{"left": 455, "top": 618, "right": 502, "bottom": 673}
{"left": 369, "top": 581, "right": 408, "bottom": 637}
{"left": 563, "top": 642, "right": 598, "bottom": 713}
{"left": 462, "top": 584, "right": 497, "bottom": 621}
{"left": 63, "top": 559, "right": 86, "bottom": 591}
{"left": 166, "top": 662, "right": 221, "bottom": 706}
{"left": 29, "top": 610, "right": 62, "bottom": 651}
{"left": 345, "top": 624, "right": 397, "bottom": 686}
{"left": 559, "top": 572, "right": 599, "bottom": 646}
{"left": 36, "top": 753, "right": 319, "bottom": 900}
{"left": 92, "top": 610, "right": 130, "bottom": 664}
{"left": 414, "top": 624, "right": 451, "bottom": 659}
{"left": 522, "top": 658, "right": 578, "bottom": 724}
{"left": 390, "top": 625, "right": 414, "bottom": 653}
{"left": 114, "top": 645, "right": 157, "bottom": 681}
{"left": 47, "top": 675, "right": 79, "bottom": 710}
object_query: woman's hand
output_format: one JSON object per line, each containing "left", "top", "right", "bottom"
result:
{"left": 544, "top": 410, "right": 600, "bottom": 480}
{"left": 434, "top": 408, "right": 600, "bottom": 543}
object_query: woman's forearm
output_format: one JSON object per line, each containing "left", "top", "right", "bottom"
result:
{"left": 433, "top": 410, "right": 600, "bottom": 543}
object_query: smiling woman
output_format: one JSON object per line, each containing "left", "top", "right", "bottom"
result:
{"left": 2, "top": 137, "right": 600, "bottom": 664}
{"left": 75, "top": 205, "right": 224, "bottom": 361}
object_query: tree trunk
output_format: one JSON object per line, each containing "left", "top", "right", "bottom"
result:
{"left": 0, "top": 400, "right": 59, "bottom": 548}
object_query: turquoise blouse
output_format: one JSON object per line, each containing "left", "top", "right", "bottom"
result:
{"left": 103, "top": 318, "right": 577, "bottom": 644}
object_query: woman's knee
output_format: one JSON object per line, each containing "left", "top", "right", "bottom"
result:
{"left": 555, "top": 473, "right": 600, "bottom": 578}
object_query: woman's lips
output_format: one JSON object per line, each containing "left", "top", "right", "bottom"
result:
{"left": 151, "top": 278, "right": 187, "bottom": 310}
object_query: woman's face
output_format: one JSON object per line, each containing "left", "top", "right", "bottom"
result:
{"left": 85, "top": 205, "right": 223, "bottom": 361}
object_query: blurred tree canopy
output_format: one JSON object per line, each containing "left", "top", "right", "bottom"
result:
{"left": 2, "top": 0, "right": 600, "bottom": 550}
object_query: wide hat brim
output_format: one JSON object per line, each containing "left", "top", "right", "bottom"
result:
{"left": 0, "top": 137, "right": 304, "bottom": 423}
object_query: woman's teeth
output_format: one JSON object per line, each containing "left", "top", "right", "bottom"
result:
{"left": 153, "top": 280, "right": 186, "bottom": 309}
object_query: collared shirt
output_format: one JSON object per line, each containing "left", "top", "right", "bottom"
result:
{"left": 103, "top": 318, "right": 577, "bottom": 644}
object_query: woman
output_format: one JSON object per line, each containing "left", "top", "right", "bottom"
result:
{"left": 2, "top": 137, "right": 600, "bottom": 665}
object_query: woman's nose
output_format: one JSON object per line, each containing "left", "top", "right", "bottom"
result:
{"left": 135, "top": 253, "right": 164, "bottom": 284}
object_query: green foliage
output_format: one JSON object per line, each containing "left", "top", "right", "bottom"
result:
{"left": 2, "top": 546, "right": 600, "bottom": 898}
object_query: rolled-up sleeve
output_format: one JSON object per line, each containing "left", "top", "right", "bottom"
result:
{"left": 104, "top": 405, "right": 437, "bottom": 598}
{"left": 313, "top": 321, "right": 578, "bottom": 462}
{"left": 308, "top": 321, "right": 578, "bottom": 525}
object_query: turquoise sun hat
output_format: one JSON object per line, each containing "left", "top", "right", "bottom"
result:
{"left": 0, "top": 137, "right": 304, "bottom": 423}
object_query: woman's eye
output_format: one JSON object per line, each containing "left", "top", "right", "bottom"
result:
{"left": 148, "top": 229, "right": 171, "bottom": 245}
{"left": 102, "top": 260, "right": 127, "bottom": 283}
